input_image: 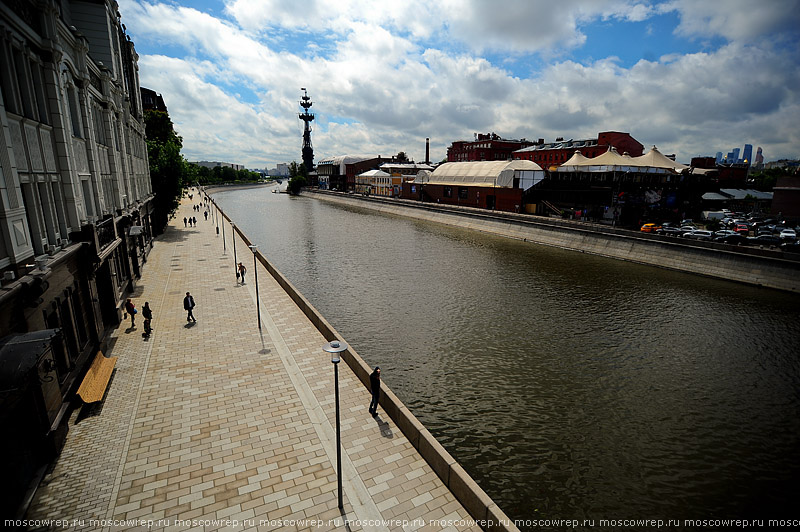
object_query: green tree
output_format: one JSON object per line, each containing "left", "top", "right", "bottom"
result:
{"left": 145, "top": 109, "right": 188, "bottom": 233}
{"left": 749, "top": 167, "right": 789, "bottom": 191}
{"left": 287, "top": 161, "right": 307, "bottom": 195}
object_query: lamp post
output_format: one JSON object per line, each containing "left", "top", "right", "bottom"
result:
{"left": 221, "top": 210, "right": 226, "bottom": 252}
{"left": 249, "top": 244, "right": 260, "bottom": 329}
{"left": 322, "top": 340, "right": 348, "bottom": 510}
{"left": 232, "top": 223, "right": 238, "bottom": 281}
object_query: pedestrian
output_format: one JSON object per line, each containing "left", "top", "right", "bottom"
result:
{"left": 142, "top": 302, "right": 153, "bottom": 338}
{"left": 238, "top": 262, "right": 247, "bottom": 284}
{"left": 204, "top": 210, "right": 208, "bottom": 221}
{"left": 183, "top": 217, "right": 187, "bottom": 227}
{"left": 183, "top": 291, "right": 196, "bottom": 322}
{"left": 192, "top": 216, "right": 197, "bottom": 226}
{"left": 369, "top": 366, "right": 381, "bottom": 416}
{"left": 124, "top": 298, "right": 136, "bottom": 327}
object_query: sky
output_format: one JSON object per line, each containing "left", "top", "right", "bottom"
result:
{"left": 117, "top": 0, "right": 800, "bottom": 169}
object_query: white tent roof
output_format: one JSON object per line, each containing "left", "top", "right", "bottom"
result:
{"left": 557, "top": 146, "right": 688, "bottom": 174}
{"left": 424, "top": 160, "right": 544, "bottom": 187}
{"left": 357, "top": 169, "right": 390, "bottom": 177}
{"left": 629, "top": 146, "right": 689, "bottom": 171}
{"left": 317, "top": 155, "right": 377, "bottom": 174}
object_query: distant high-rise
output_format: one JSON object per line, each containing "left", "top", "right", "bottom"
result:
{"left": 299, "top": 88, "right": 315, "bottom": 173}
{"left": 716, "top": 152, "right": 723, "bottom": 164}
{"left": 755, "top": 147, "right": 764, "bottom": 166}
{"left": 742, "top": 144, "right": 753, "bottom": 165}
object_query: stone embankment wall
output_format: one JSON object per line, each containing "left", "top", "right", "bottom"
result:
{"left": 308, "top": 190, "right": 800, "bottom": 294}
{"left": 206, "top": 190, "right": 519, "bottom": 532}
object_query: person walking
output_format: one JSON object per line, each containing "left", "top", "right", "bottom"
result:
{"left": 369, "top": 366, "right": 381, "bottom": 416}
{"left": 192, "top": 216, "right": 197, "bottom": 226}
{"left": 183, "top": 216, "right": 187, "bottom": 227}
{"left": 124, "top": 298, "right": 136, "bottom": 327}
{"left": 238, "top": 262, "right": 247, "bottom": 284}
{"left": 142, "top": 302, "right": 153, "bottom": 338}
{"left": 183, "top": 292, "right": 196, "bottom": 322}
{"left": 204, "top": 210, "right": 208, "bottom": 221}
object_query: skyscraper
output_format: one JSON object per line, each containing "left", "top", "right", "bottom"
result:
{"left": 742, "top": 144, "right": 753, "bottom": 165}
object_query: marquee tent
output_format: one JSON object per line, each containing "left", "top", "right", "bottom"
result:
{"left": 557, "top": 146, "right": 689, "bottom": 174}
{"left": 417, "top": 160, "right": 545, "bottom": 189}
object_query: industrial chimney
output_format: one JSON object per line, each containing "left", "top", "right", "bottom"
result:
{"left": 425, "top": 138, "right": 430, "bottom": 165}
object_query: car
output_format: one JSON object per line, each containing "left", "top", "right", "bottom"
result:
{"left": 656, "top": 226, "right": 684, "bottom": 236}
{"left": 640, "top": 223, "right": 662, "bottom": 233}
{"left": 714, "top": 230, "right": 737, "bottom": 238}
{"left": 733, "top": 224, "right": 750, "bottom": 234}
{"left": 678, "top": 225, "right": 698, "bottom": 234}
{"left": 781, "top": 240, "right": 800, "bottom": 252}
{"left": 680, "top": 219, "right": 695, "bottom": 226}
{"left": 780, "top": 228, "right": 797, "bottom": 240}
{"left": 682, "top": 229, "right": 714, "bottom": 240}
{"left": 748, "top": 234, "right": 782, "bottom": 247}
{"left": 715, "top": 233, "right": 749, "bottom": 245}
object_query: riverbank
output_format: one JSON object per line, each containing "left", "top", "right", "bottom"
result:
{"left": 25, "top": 194, "right": 514, "bottom": 532}
{"left": 305, "top": 190, "right": 800, "bottom": 293}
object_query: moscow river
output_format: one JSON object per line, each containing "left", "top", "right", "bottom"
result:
{"left": 212, "top": 185, "right": 800, "bottom": 526}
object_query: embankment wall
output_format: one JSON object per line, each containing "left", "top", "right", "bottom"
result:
{"left": 307, "top": 190, "right": 800, "bottom": 294}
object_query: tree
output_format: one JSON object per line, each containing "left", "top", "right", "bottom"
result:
{"left": 749, "top": 167, "right": 790, "bottom": 191}
{"left": 287, "top": 161, "right": 307, "bottom": 195}
{"left": 145, "top": 109, "right": 188, "bottom": 233}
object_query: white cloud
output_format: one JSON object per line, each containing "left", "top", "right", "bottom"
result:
{"left": 120, "top": 0, "right": 800, "bottom": 167}
{"left": 663, "top": 0, "right": 800, "bottom": 42}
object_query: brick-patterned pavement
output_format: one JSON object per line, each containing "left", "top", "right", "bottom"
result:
{"left": 25, "top": 195, "right": 481, "bottom": 532}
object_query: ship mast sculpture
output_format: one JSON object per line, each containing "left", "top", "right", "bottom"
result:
{"left": 299, "top": 88, "right": 315, "bottom": 174}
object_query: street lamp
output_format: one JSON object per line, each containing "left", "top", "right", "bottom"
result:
{"left": 221, "top": 210, "right": 226, "bottom": 252}
{"left": 232, "top": 222, "right": 238, "bottom": 281}
{"left": 249, "top": 244, "right": 261, "bottom": 329}
{"left": 322, "top": 339, "right": 348, "bottom": 510}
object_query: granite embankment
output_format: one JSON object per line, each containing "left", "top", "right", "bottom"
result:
{"left": 307, "top": 190, "right": 800, "bottom": 294}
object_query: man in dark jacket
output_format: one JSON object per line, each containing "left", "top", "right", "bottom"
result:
{"left": 183, "top": 292, "right": 196, "bottom": 322}
{"left": 369, "top": 367, "right": 381, "bottom": 416}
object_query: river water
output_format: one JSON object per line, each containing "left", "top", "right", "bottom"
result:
{"left": 212, "top": 186, "right": 800, "bottom": 526}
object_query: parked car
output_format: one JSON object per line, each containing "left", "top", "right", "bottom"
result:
{"left": 714, "top": 230, "right": 737, "bottom": 238}
{"left": 749, "top": 234, "right": 782, "bottom": 247}
{"left": 640, "top": 223, "right": 662, "bottom": 233}
{"left": 781, "top": 240, "right": 800, "bottom": 252}
{"left": 780, "top": 228, "right": 797, "bottom": 240}
{"left": 682, "top": 229, "right": 714, "bottom": 240}
{"left": 715, "top": 233, "right": 749, "bottom": 245}
{"left": 733, "top": 224, "right": 750, "bottom": 234}
{"left": 656, "top": 226, "right": 684, "bottom": 236}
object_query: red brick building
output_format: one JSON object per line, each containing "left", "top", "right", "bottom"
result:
{"left": 447, "top": 133, "right": 535, "bottom": 162}
{"left": 513, "top": 131, "right": 644, "bottom": 169}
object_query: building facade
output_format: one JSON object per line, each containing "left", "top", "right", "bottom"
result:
{"left": 1, "top": 0, "right": 153, "bottom": 516}
{"left": 401, "top": 160, "right": 545, "bottom": 212}
{"left": 513, "top": 131, "right": 644, "bottom": 169}
{"left": 447, "top": 132, "right": 534, "bottom": 162}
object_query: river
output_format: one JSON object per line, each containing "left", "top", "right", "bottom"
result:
{"left": 212, "top": 185, "right": 800, "bottom": 526}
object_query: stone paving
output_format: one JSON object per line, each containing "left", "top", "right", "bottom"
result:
{"left": 25, "top": 195, "right": 482, "bottom": 532}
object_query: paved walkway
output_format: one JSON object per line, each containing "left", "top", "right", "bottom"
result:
{"left": 26, "top": 196, "right": 481, "bottom": 532}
